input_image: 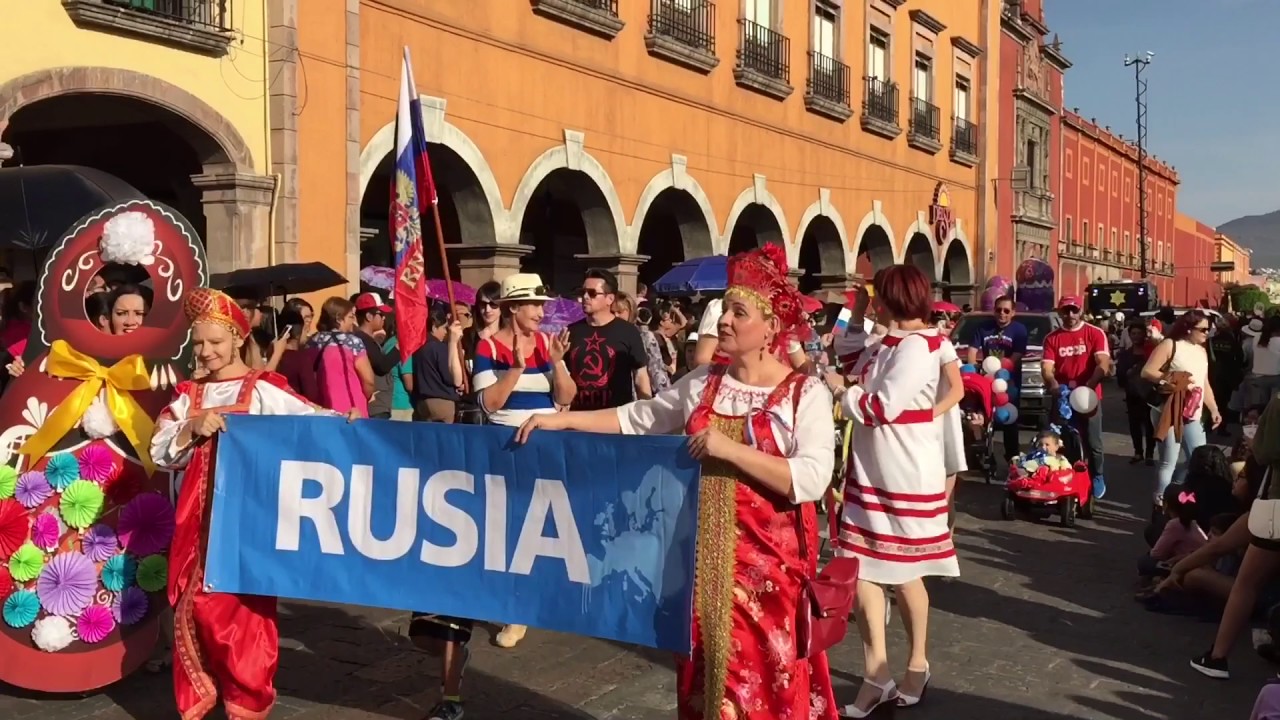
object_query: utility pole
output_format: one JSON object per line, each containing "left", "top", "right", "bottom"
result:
{"left": 1124, "top": 51, "right": 1153, "bottom": 279}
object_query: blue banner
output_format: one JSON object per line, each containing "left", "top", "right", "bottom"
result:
{"left": 205, "top": 415, "right": 700, "bottom": 653}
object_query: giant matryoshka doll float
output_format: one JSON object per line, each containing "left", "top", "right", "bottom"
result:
{"left": 0, "top": 200, "right": 206, "bottom": 692}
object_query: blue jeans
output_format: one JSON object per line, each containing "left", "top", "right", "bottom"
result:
{"left": 1150, "top": 406, "right": 1206, "bottom": 500}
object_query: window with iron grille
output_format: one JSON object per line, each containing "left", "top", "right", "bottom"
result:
{"left": 649, "top": 0, "right": 716, "bottom": 53}
{"left": 105, "top": 0, "right": 232, "bottom": 30}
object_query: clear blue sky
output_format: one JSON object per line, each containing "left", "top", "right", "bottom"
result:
{"left": 1046, "top": 0, "right": 1277, "bottom": 226}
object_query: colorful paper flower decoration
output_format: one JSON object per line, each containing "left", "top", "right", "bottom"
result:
{"left": 77, "top": 445, "right": 117, "bottom": 485}
{"left": 15, "top": 471, "right": 52, "bottom": 509}
{"left": 30, "top": 513, "right": 61, "bottom": 552}
{"left": 59, "top": 480, "right": 104, "bottom": 530}
{"left": 32, "top": 615, "right": 74, "bottom": 652}
{"left": 36, "top": 552, "right": 97, "bottom": 616}
{"left": 101, "top": 554, "right": 137, "bottom": 593}
{"left": 76, "top": 605, "right": 115, "bottom": 644}
{"left": 3, "top": 589, "right": 39, "bottom": 628}
{"left": 44, "top": 454, "right": 80, "bottom": 492}
{"left": 0, "top": 500, "right": 29, "bottom": 557}
{"left": 135, "top": 555, "right": 167, "bottom": 593}
{"left": 113, "top": 586, "right": 148, "bottom": 626}
{"left": 81, "top": 524, "right": 119, "bottom": 564}
{"left": 117, "top": 493, "right": 175, "bottom": 557}
{"left": 9, "top": 542, "right": 45, "bottom": 583}
{"left": 0, "top": 465, "right": 16, "bottom": 500}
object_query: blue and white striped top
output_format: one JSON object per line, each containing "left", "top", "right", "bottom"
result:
{"left": 472, "top": 333, "right": 558, "bottom": 427}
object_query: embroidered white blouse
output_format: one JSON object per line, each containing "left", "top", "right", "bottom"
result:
{"left": 615, "top": 364, "right": 836, "bottom": 504}
{"left": 150, "top": 378, "right": 332, "bottom": 470}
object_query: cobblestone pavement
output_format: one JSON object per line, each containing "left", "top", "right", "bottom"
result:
{"left": 1, "top": 394, "right": 1270, "bottom": 719}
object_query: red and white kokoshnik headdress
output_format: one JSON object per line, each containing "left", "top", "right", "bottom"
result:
{"left": 724, "top": 244, "right": 807, "bottom": 349}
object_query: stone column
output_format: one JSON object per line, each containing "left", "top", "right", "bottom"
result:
{"left": 575, "top": 253, "right": 648, "bottom": 296}
{"left": 190, "top": 164, "right": 276, "bottom": 274}
{"left": 267, "top": 0, "right": 300, "bottom": 265}
{"left": 448, "top": 243, "right": 533, "bottom": 288}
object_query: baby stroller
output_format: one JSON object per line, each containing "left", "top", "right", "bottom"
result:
{"left": 960, "top": 373, "right": 1000, "bottom": 484}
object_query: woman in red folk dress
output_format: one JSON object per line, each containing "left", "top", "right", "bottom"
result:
{"left": 149, "top": 289, "right": 351, "bottom": 720}
{"left": 517, "top": 245, "right": 839, "bottom": 720}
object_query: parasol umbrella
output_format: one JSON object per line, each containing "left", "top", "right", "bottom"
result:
{"left": 0, "top": 165, "right": 144, "bottom": 250}
{"left": 210, "top": 262, "right": 346, "bottom": 298}
{"left": 359, "top": 265, "right": 395, "bottom": 291}
{"left": 540, "top": 297, "right": 585, "bottom": 334}
{"left": 933, "top": 301, "right": 961, "bottom": 314}
{"left": 426, "top": 279, "right": 476, "bottom": 306}
{"left": 652, "top": 255, "right": 727, "bottom": 295}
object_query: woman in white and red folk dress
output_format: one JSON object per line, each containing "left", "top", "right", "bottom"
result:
{"left": 516, "top": 244, "right": 839, "bottom": 720}
{"left": 831, "top": 264, "right": 958, "bottom": 718}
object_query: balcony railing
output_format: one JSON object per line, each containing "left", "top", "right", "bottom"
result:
{"left": 736, "top": 19, "right": 790, "bottom": 82}
{"left": 807, "top": 52, "right": 851, "bottom": 107}
{"left": 105, "top": 0, "right": 231, "bottom": 30}
{"left": 909, "top": 97, "right": 941, "bottom": 142}
{"left": 862, "top": 76, "right": 899, "bottom": 126}
{"left": 952, "top": 116, "right": 978, "bottom": 157}
{"left": 647, "top": 0, "right": 715, "bottom": 53}
{"left": 566, "top": 0, "right": 619, "bottom": 14}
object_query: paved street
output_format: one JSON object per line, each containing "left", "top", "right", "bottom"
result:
{"left": 1, "top": 392, "right": 1272, "bottom": 719}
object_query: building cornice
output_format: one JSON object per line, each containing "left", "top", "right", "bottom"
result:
{"left": 1000, "top": 11, "right": 1036, "bottom": 43}
{"left": 909, "top": 9, "right": 947, "bottom": 34}
{"left": 951, "top": 35, "right": 983, "bottom": 58}
{"left": 1042, "top": 42, "right": 1071, "bottom": 70}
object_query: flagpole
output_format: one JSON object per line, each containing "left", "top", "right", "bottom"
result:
{"left": 429, "top": 200, "right": 455, "bottom": 310}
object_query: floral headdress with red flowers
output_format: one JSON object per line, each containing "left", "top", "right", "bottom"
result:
{"left": 724, "top": 244, "right": 806, "bottom": 351}
{"left": 183, "top": 288, "right": 251, "bottom": 338}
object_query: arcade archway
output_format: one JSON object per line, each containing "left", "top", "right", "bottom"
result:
{"left": 633, "top": 187, "right": 714, "bottom": 289}
{"left": 854, "top": 224, "right": 894, "bottom": 279}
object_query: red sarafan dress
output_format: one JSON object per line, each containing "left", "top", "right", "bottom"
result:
{"left": 152, "top": 370, "right": 331, "bottom": 720}
{"left": 675, "top": 364, "right": 838, "bottom": 720}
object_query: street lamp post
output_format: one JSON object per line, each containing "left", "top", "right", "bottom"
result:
{"left": 1124, "top": 51, "right": 1153, "bottom": 279}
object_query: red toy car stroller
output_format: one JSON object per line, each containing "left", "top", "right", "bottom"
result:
{"left": 1002, "top": 455, "right": 1093, "bottom": 527}
{"left": 960, "top": 373, "right": 999, "bottom": 484}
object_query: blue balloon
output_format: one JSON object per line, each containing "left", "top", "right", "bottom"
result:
{"left": 994, "top": 407, "right": 1012, "bottom": 425}
{"left": 1008, "top": 385, "right": 1021, "bottom": 401}
{"left": 994, "top": 369, "right": 1012, "bottom": 381}
{"left": 960, "top": 363, "right": 977, "bottom": 375}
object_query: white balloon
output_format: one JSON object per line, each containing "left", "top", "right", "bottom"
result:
{"left": 992, "top": 378, "right": 1009, "bottom": 394}
{"left": 1113, "top": 311, "right": 1126, "bottom": 324}
{"left": 1070, "top": 386, "right": 1099, "bottom": 415}
{"left": 981, "top": 356, "right": 1002, "bottom": 375}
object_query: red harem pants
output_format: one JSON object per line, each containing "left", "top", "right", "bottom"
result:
{"left": 174, "top": 588, "right": 279, "bottom": 720}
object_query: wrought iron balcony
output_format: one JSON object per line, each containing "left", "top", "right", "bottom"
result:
{"left": 734, "top": 19, "right": 792, "bottom": 99}
{"left": 66, "top": 0, "right": 233, "bottom": 55}
{"left": 951, "top": 116, "right": 978, "bottom": 166}
{"left": 646, "top": 0, "right": 717, "bottom": 71}
{"left": 908, "top": 97, "right": 942, "bottom": 153}
{"left": 532, "top": 0, "right": 624, "bottom": 38}
{"left": 861, "top": 76, "right": 900, "bottom": 139}
{"left": 804, "top": 52, "right": 852, "bottom": 121}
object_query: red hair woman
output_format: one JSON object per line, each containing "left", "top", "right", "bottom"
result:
{"left": 831, "top": 264, "right": 958, "bottom": 716}
{"left": 516, "top": 245, "right": 839, "bottom": 720}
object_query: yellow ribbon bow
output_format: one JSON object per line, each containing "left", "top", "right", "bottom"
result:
{"left": 19, "top": 340, "right": 157, "bottom": 475}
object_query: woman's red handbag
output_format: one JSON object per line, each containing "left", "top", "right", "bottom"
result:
{"left": 794, "top": 508, "right": 859, "bottom": 658}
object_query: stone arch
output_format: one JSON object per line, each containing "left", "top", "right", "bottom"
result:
{"left": 0, "top": 67, "right": 253, "bottom": 171}
{"left": 852, "top": 200, "right": 896, "bottom": 278}
{"left": 899, "top": 210, "right": 938, "bottom": 265}
{"left": 721, "top": 176, "right": 789, "bottom": 257}
{"left": 630, "top": 158, "right": 718, "bottom": 257}
{"left": 795, "top": 189, "right": 851, "bottom": 278}
{"left": 358, "top": 97, "right": 505, "bottom": 245}
{"left": 940, "top": 221, "right": 975, "bottom": 306}
{"left": 509, "top": 130, "right": 626, "bottom": 255}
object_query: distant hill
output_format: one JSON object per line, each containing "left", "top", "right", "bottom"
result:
{"left": 1219, "top": 209, "right": 1280, "bottom": 271}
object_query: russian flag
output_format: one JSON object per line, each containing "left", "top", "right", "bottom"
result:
{"left": 390, "top": 46, "right": 435, "bottom": 362}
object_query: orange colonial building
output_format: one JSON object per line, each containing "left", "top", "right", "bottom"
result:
{"left": 1172, "top": 214, "right": 1221, "bottom": 308}
{"left": 1058, "top": 110, "right": 1181, "bottom": 303}
{"left": 283, "top": 0, "right": 999, "bottom": 304}
{"left": 1216, "top": 233, "right": 1252, "bottom": 285}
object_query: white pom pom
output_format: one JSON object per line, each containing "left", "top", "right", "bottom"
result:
{"left": 32, "top": 616, "right": 75, "bottom": 652}
{"left": 99, "top": 212, "right": 156, "bottom": 265}
{"left": 81, "top": 396, "right": 118, "bottom": 440}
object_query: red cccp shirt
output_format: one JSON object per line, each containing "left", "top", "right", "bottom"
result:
{"left": 1043, "top": 323, "right": 1111, "bottom": 397}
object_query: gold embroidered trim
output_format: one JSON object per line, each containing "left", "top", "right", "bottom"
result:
{"left": 225, "top": 697, "right": 275, "bottom": 720}
{"left": 725, "top": 287, "right": 775, "bottom": 317}
{"left": 175, "top": 588, "right": 219, "bottom": 720}
{"left": 694, "top": 414, "right": 745, "bottom": 717}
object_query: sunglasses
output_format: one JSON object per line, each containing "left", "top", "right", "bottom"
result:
{"left": 478, "top": 300, "right": 499, "bottom": 310}
{"left": 579, "top": 288, "right": 607, "bottom": 299}
{"left": 1059, "top": 307, "right": 1081, "bottom": 315}
{"left": 1193, "top": 325, "right": 1210, "bottom": 332}
{"left": 995, "top": 308, "right": 1013, "bottom": 315}
{"left": 506, "top": 286, "right": 550, "bottom": 301}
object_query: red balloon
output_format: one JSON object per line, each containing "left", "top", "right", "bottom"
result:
{"left": 994, "top": 392, "right": 1010, "bottom": 407}
{"left": 1000, "top": 357, "right": 1015, "bottom": 371}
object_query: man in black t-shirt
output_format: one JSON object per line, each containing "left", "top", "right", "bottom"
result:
{"left": 566, "top": 268, "right": 651, "bottom": 410}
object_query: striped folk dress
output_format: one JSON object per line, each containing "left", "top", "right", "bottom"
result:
{"left": 833, "top": 327, "right": 959, "bottom": 584}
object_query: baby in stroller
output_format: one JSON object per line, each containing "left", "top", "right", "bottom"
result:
{"left": 960, "top": 371, "right": 999, "bottom": 483}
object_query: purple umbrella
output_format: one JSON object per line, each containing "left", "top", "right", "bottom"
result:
{"left": 426, "top": 279, "right": 477, "bottom": 306}
{"left": 540, "top": 297, "right": 585, "bottom": 333}
{"left": 360, "top": 266, "right": 395, "bottom": 291}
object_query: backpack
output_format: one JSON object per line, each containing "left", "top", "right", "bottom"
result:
{"left": 313, "top": 335, "right": 368, "bottom": 417}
